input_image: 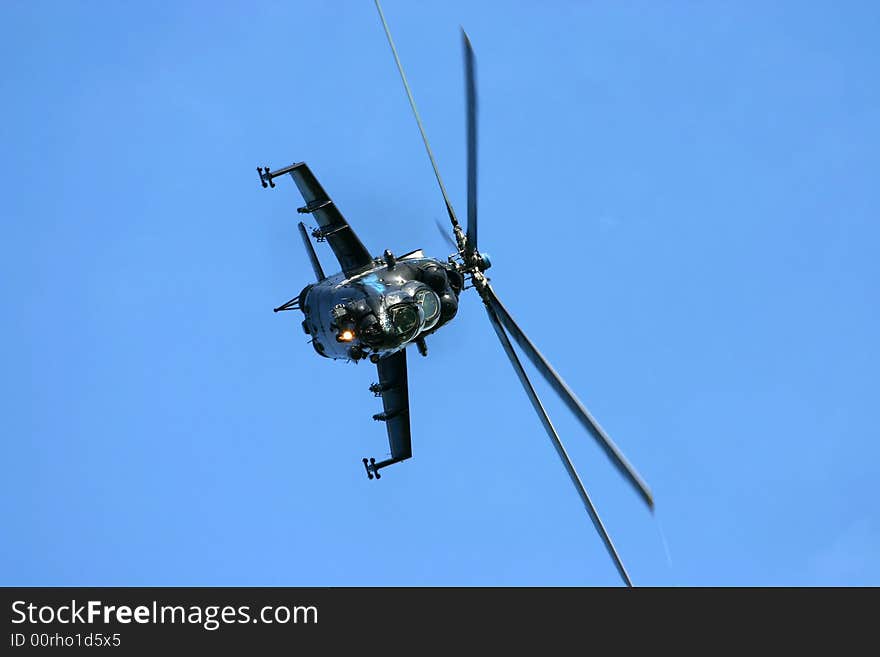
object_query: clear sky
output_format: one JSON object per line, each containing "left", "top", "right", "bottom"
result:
{"left": 2, "top": 1, "right": 878, "bottom": 586}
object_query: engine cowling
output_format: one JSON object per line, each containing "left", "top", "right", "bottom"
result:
{"left": 419, "top": 264, "right": 448, "bottom": 293}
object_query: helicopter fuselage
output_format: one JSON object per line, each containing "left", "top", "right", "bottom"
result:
{"left": 297, "top": 251, "right": 463, "bottom": 362}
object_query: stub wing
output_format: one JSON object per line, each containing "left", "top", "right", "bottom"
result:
{"left": 364, "top": 349, "right": 412, "bottom": 478}
{"left": 284, "top": 162, "right": 374, "bottom": 277}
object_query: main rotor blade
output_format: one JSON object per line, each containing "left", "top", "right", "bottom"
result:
{"left": 435, "top": 218, "right": 457, "bottom": 252}
{"left": 485, "top": 285, "right": 655, "bottom": 510}
{"left": 374, "top": 0, "right": 461, "bottom": 233}
{"left": 485, "top": 303, "right": 633, "bottom": 586}
{"left": 462, "top": 29, "right": 478, "bottom": 258}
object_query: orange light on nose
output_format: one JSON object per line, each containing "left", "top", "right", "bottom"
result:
{"left": 339, "top": 330, "right": 355, "bottom": 342}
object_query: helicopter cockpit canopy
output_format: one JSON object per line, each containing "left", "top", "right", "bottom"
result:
{"left": 414, "top": 288, "right": 441, "bottom": 331}
{"left": 375, "top": 281, "right": 443, "bottom": 348}
{"left": 333, "top": 280, "right": 443, "bottom": 352}
{"left": 387, "top": 302, "right": 424, "bottom": 342}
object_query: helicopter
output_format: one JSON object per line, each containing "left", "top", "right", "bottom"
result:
{"left": 258, "top": 0, "right": 654, "bottom": 586}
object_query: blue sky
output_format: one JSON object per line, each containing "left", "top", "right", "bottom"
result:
{"left": 2, "top": 1, "right": 878, "bottom": 586}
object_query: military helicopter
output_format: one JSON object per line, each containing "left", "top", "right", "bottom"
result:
{"left": 258, "top": 0, "right": 654, "bottom": 586}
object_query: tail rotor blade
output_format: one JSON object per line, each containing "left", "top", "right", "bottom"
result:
{"left": 485, "top": 302, "right": 633, "bottom": 586}
{"left": 374, "top": 0, "right": 462, "bottom": 234}
{"left": 485, "top": 285, "right": 655, "bottom": 510}
{"left": 462, "top": 28, "right": 478, "bottom": 258}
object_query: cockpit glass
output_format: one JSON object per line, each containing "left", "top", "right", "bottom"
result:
{"left": 415, "top": 289, "right": 441, "bottom": 329}
{"left": 388, "top": 303, "right": 423, "bottom": 338}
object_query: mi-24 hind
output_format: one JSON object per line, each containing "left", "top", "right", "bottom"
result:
{"left": 258, "top": 1, "right": 655, "bottom": 588}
